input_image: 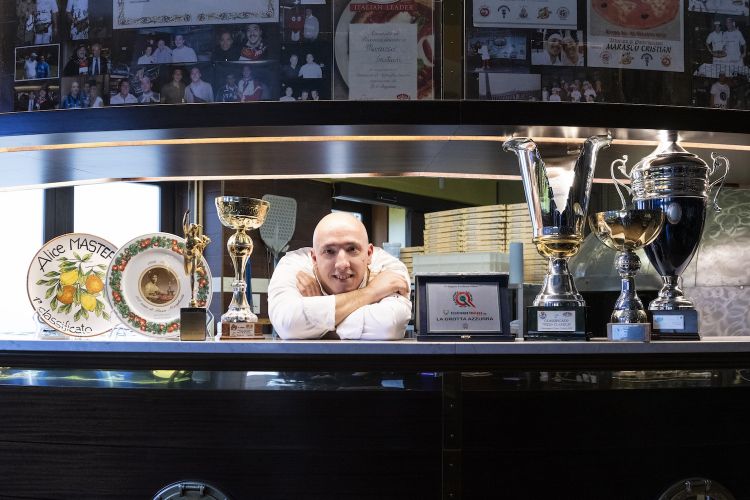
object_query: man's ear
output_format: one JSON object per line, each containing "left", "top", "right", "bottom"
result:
{"left": 310, "top": 248, "right": 317, "bottom": 264}
{"left": 367, "top": 243, "right": 374, "bottom": 264}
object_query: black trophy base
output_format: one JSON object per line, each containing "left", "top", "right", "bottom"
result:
{"left": 525, "top": 306, "right": 589, "bottom": 341}
{"left": 649, "top": 310, "right": 701, "bottom": 341}
{"left": 180, "top": 307, "right": 208, "bottom": 341}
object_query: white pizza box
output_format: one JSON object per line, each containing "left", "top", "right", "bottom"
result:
{"left": 413, "top": 251, "right": 510, "bottom": 274}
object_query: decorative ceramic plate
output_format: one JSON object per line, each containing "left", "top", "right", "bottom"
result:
{"left": 106, "top": 233, "right": 212, "bottom": 338}
{"left": 27, "top": 233, "right": 118, "bottom": 337}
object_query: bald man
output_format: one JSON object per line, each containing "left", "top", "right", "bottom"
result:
{"left": 267, "top": 213, "right": 411, "bottom": 340}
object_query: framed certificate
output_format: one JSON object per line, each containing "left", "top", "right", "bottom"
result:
{"left": 415, "top": 273, "right": 513, "bottom": 341}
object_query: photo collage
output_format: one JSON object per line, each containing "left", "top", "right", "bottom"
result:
{"left": 10, "top": 0, "right": 335, "bottom": 111}
{"left": 6, "top": 0, "right": 440, "bottom": 112}
{"left": 466, "top": 0, "right": 750, "bottom": 108}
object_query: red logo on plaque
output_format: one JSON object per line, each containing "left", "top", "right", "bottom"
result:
{"left": 453, "top": 291, "right": 476, "bottom": 308}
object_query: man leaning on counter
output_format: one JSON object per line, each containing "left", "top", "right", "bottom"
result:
{"left": 267, "top": 213, "right": 411, "bottom": 340}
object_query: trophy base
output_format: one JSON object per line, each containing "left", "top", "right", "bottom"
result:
{"left": 524, "top": 306, "right": 589, "bottom": 341}
{"left": 607, "top": 323, "right": 650, "bottom": 342}
{"left": 649, "top": 310, "right": 701, "bottom": 341}
{"left": 219, "top": 321, "right": 264, "bottom": 340}
{"left": 180, "top": 308, "right": 208, "bottom": 341}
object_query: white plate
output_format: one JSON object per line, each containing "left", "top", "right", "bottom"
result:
{"left": 27, "top": 233, "right": 118, "bottom": 337}
{"left": 106, "top": 232, "right": 212, "bottom": 338}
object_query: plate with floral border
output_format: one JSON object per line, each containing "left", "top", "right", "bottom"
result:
{"left": 106, "top": 232, "right": 212, "bottom": 338}
{"left": 27, "top": 233, "right": 118, "bottom": 337}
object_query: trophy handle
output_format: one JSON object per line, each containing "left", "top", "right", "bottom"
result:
{"left": 708, "top": 153, "right": 730, "bottom": 213}
{"left": 610, "top": 155, "right": 632, "bottom": 210}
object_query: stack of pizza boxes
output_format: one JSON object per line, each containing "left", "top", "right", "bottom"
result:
{"left": 421, "top": 204, "right": 546, "bottom": 284}
{"left": 398, "top": 246, "right": 423, "bottom": 280}
{"left": 503, "top": 203, "right": 547, "bottom": 284}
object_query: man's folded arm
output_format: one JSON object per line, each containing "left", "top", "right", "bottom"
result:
{"left": 268, "top": 257, "right": 335, "bottom": 339}
{"left": 336, "top": 295, "right": 412, "bottom": 340}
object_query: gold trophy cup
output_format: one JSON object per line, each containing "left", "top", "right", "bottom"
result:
{"left": 181, "top": 210, "right": 212, "bottom": 341}
{"left": 215, "top": 196, "right": 270, "bottom": 339}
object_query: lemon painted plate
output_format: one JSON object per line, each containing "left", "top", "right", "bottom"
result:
{"left": 106, "top": 232, "right": 212, "bottom": 338}
{"left": 27, "top": 233, "right": 119, "bottom": 337}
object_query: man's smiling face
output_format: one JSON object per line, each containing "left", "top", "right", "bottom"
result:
{"left": 312, "top": 214, "right": 373, "bottom": 295}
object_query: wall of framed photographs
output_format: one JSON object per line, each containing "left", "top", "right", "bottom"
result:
{"left": 465, "top": 0, "right": 749, "bottom": 108}
{"left": 0, "top": 0, "right": 439, "bottom": 113}
{"left": 0, "top": 0, "right": 747, "bottom": 113}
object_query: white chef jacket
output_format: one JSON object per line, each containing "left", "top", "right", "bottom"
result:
{"left": 268, "top": 247, "right": 412, "bottom": 340}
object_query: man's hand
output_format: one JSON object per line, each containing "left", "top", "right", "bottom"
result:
{"left": 296, "top": 271, "right": 322, "bottom": 297}
{"left": 365, "top": 271, "right": 409, "bottom": 302}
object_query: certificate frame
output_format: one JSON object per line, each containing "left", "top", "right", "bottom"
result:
{"left": 415, "top": 273, "right": 513, "bottom": 342}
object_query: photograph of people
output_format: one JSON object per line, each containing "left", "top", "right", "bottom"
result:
{"left": 139, "top": 270, "right": 177, "bottom": 305}
{"left": 110, "top": 78, "right": 138, "bottom": 105}
{"left": 172, "top": 34, "right": 198, "bottom": 63}
{"left": 23, "top": 51, "right": 37, "bottom": 79}
{"left": 31, "top": 0, "right": 59, "bottom": 44}
{"left": 218, "top": 72, "right": 241, "bottom": 102}
{"left": 138, "top": 76, "right": 160, "bottom": 104}
{"left": 153, "top": 38, "right": 173, "bottom": 64}
{"left": 142, "top": 273, "right": 161, "bottom": 302}
{"left": 479, "top": 42, "right": 490, "bottom": 69}
{"left": 532, "top": 32, "right": 563, "bottom": 65}
{"left": 303, "top": 8, "right": 319, "bottom": 42}
{"left": 213, "top": 29, "right": 239, "bottom": 62}
{"left": 160, "top": 67, "right": 185, "bottom": 104}
{"left": 722, "top": 17, "right": 746, "bottom": 65}
{"left": 281, "top": 53, "right": 301, "bottom": 79}
{"left": 37, "top": 85, "right": 56, "bottom": 109}
{"left": 299, "top": 53, "right": 322, "bottom": 78}
{"left": 35, "top": 54, "right": 50, "bottom": 78}
{"left": 279, "top": 85, "right": 296, "bottom": 101}
{"left": 23, "top": 90, "right": 38, "bottom": 111}
{"left": 88, "top": 42, "right": 108, "bottom": 75}
{"left": 267, "top": 212, "right": 411, "bottom": 340}
{"left": 238, "top": 65, "right": 264, "bottom": 101}
{"left": 286, "top": 8, "right": 304, "bottom": 42}
{"left": 710, "top": 72, "right": 731, "bottom": 108}
{"left": 706, "top": 20, "right": 727, "bottom": 63}
{"left": 63, "top": 44, "right": 89, "bottom": 76}
{"left": 239, "top": 24, "right": 267, "bottom": 61}
{"left": 66, "top": 0, "right": 88, "bottom": 40}
{"left": 137, "top": 45, "right": 156, "bottom": 65}
{"left": 17, "top": 0, "right": 36, "bottom": 44}
{"left": 87, "top": 81, "right": 103, "bottom": 107}
{"left": 561, "top": 32, "right": 583, "bottom": 66}
{"left": 60, "top": 79, "right": 85, "bottom": 108}
{"left": 21, "top": 48, "right": 63, "bottom": 82}
{"left": 184, "top": 66, "right": 214, "bottom": 103}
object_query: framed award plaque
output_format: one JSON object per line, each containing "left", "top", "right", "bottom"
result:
{"left": 415, "top": 273, "right": 513, "bottom": 341}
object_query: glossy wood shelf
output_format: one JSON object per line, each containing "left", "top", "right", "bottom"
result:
{"left": 0, "top": 101, "right": 748, "bottom": 190}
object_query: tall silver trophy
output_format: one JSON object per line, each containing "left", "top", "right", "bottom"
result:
{"left": 617, "top": 131, "right": 729, "bottom": 339}
{"left": 503, "top": 134, "right": 612, "bottom": 339}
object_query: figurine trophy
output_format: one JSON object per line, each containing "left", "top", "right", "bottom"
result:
{"left": 588, "top": 156, "right": 665, "bottom": 342}
{"left": 215, "top": 196, "right": 270, "bottom": 340}
{"left": 503, "top": 134, "right": 612, "bottom": 340}
{"left": 618, "top": 131, "right": 729, "bottom": 340}
{"left": 181, "top": 210, "right": 212, "bottom": 341}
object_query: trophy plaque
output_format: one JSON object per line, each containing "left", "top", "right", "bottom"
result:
{"left": 215, "top": 196, "right": 270, "bottom": 340}
{"left": 589, "top": 208, "right": 664, "bottom": 342}
{"left": 503, "top": 134, "right": 612, "bottom": 340}
{"left": 180, "top": 211, "right": 211, "bottom": 341}
{"left": 619, "top": 131, "right": 729, "bottom": 340}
